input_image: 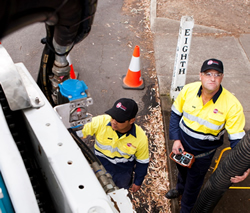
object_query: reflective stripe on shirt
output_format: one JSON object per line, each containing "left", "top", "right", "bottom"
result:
{"left": 95, "top": 149, "right": 135, "bottom": 164}
{"left": 95, "top": 138, "right": 149, "bottom": 164}
{"left": 95, "top": 138, "right": 133, "bottom": 158}
{"left": 171, "top": 105, "right": 182, "bottom": 116}
{"left": 183, "top": 111, "right": 225, "bottom": 131}
{"left": 180, "top": 118, "right": 226, "bottom": 141}
{"left": 228, "top": 131, "right": 245, "bottom": 140}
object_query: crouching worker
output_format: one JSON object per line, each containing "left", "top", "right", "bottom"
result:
{"left": 81, "top": 98, "right": 149, "bottom": 192}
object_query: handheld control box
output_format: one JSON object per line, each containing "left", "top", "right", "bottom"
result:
{"left": 169, "top": 151, "right": 195, "bottom": 168}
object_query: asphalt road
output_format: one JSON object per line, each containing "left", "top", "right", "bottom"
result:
{"left": 1, "top": 0, "right": 156, "bottom": 119}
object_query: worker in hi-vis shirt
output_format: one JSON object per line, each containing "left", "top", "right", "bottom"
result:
{"left": 165, "top": 58, "right": 249, "bottom": 213}
{"left": 81, "top": 98, "right": 149, "bottom": 193}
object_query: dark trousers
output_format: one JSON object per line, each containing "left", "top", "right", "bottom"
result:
{"left": 109, "top": 168, "right": 133, "bottom": 189}
{"left": 176, "top": 152, "right": 215, "bottom": 213}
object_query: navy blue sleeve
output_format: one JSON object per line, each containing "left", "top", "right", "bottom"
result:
{"left": 134, "top": 162, "right": 148, "bottom": 186}
{"left": 230, "top": 139, "right": 240, "bottom": 149}
{"left": 169, "top": 110, "right": 182, "bottom": 140}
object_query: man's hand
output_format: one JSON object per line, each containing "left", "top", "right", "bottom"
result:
{"left": 231, "top": 168, "right": 250, "bottom": 183}
{"left": 131, "top": 184, "right": 141, "bottom": 192}
{"left": 172, "top": 140, "right": 184, "bottom": 154}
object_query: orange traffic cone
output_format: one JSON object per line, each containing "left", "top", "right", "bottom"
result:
{"left": 67, "top": 54, "right": 78, "bottom": 79}
{"left": 122, "top": 45, "right": 145, "bottom": 90}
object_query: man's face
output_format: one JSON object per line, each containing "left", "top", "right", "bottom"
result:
{"left": 200, "top": 69, "right": 223, "bottom": 93}
{"left": 110, "top": 118, "right": 135, "bottom": 133}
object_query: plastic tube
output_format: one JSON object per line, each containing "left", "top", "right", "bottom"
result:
{"left": 192, "top": 130, "right": 250, "bottom": 212}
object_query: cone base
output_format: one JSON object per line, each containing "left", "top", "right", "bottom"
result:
{"left": 122, "top": 75, "right": 145, "bottom": 90}
{"left": 70, "top": 71, "right": 79, "bottom": 79}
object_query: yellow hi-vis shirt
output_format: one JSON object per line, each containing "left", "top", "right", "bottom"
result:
{"left": 82, "top": 114, "right": 149, "bottom": 164}
{"left": 172, "top": 82, "right": 245, "bottom": 142}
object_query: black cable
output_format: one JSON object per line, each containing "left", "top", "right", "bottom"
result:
{"left": 37, "top": 24, "right": 56, "bottom": 107}
{"left": 68, "top": 128, "right": 102, "bottom": 165}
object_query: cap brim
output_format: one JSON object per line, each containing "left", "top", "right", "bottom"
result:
{"left": 105, "top": 108, "right": 127, "bottom": 123}
{"left": 201, "top": 67, "right": 223, "bottom": 73}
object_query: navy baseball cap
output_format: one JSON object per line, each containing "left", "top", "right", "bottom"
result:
{"left": 201, "top": 58, "right": 224, "bottom": 73}
{"left": 105, "top": 98, "right": 138, "bottom": 123}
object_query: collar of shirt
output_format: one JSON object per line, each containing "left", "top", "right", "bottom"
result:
{"left": 107, "top": 122, "right": 137, "bottom": 137}
{"left": 197, "top": 85, "right": 223, "bottom": 103}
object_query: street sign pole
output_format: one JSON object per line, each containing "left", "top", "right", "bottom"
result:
{"left": 170, "top": 16, "right": 194, "bottom": 101}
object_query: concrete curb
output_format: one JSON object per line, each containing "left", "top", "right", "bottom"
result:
{"left": 160, "top": 96, "right": 180, "bottom": 213}
{"left": 150, "top": 1, "right": 180, "bottom": 212}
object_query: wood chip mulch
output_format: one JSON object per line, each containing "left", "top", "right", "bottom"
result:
{"left": 128, "top": 88, "right": 171, "bottom": 213}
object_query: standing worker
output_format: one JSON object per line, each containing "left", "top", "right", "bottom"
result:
{"left": 165, "top": 59, "right": 247, "bottom": 212}
{"left": 81, "top": 98, "right": 149, "bottom": 192}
